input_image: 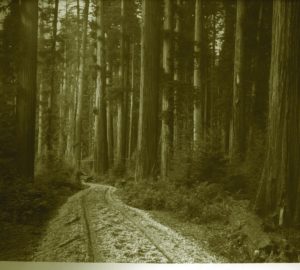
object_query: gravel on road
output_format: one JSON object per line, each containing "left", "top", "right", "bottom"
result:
{"left": 32, "top": 183, "right": 221, "bottom": 263}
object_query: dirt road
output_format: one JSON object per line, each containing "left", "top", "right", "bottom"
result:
{"left": 32, "top": 183, "right": 220, "bottom": 263}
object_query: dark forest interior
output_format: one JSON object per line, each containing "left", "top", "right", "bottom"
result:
{"left": 0, "top": 0, "right": 300, "bottom": 263}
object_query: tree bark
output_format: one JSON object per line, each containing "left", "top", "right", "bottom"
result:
{"left": 94, "top": 0, "right": 109, "bottom": 175}
{"left": 218, "top": 0, "right": 235, "bottom": 156}
{"left": 58, "top": 0, "right": 71, "bottom": 158}
{"left": 58, "top": 42, "right": 68, "bottom": 157}
{"left": 161, "top": 0, "right": 173, "bottom": 181}
{"left": 116, "top": 0, "right": 129, "bottom": 171}
{"left": 210, "top": 13, "right": 217, "bottom": 148}
{"left": 247, "top": 3, "right": 263, "bottom": 154}
{"left": 16, "top": 0, "right": 38, "bottom": 180}
{"left": 193, "top": 0, "right": 203, "bottom": 150}
{"left": 255, "top": 0, "right": 300, "bottom": 227}
{"left": 229, "top": 0, "right": 247, "bottom": 162}
{"left": 74, "top": 0, "right": 89, "bottom": 173}
{"left": 37, "top": 79, "right": 46, "bottom": 158}
{"left": 106, "top": 62, "right": 114, "bottom": 168}
{"left": 37, "top": 1, "right": 46, "bottom": 159}
{"left": 128, "top": 42, "right": 136, "bottom": 159}
{"left": 173, "top": 0, "right": 183, "bottom": 151}
{"left": 46, "top": 0, "right": 59, "bottom": 158}
{"left": 136, "top": 0, "right": 160, "bottom": 180}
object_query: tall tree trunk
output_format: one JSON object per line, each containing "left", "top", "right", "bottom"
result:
{"left": 65, "top": 86, "right": 73, "bottom": 159}
{"left": 116, "top": 0, "right": 129, "bottom": 171}
{"left": 218, "top": 0, "right": 235, "bottom": 156}
{"left": 74, "top": 0, "right": 89, "bottom": 175}
{"left": 37, "top": 80, "right": 44, "bottom": 158}
{"left": 47, "top": 0, "right": 59, "bottom": 158}
{"left": 255, "top": 0, "right": 300, "bottom": 227}
{"left": 76, "top": 0, "right": 81, "bottom": 74}
{"left": 210, "top": 13, "right": 217, "bottom": 148}
{"left": 193, "top": 0, "right": 203, "bottom": 150}
{"left": 161, "top": 0, "right": 173, "bottom": 181}
{"left": 247, "top": 3, "right": 263, "bottom": 153}
{"left": 173, "top": 0, "right": 183, "bottom": 151}
{"left": 94, "top": 0, "right": 108, "bottom": 175}
{"left": 37, "top": 1, "right": 46, "bottom": 159}
{"left": 16, "top": 0, "right": 38, "bottom": 180}
{"left": 136, "top": 0, "right": 160, "bottom": 180}
{"left": 106, "top": 62, "right": 114, "bottom": 168}
{"left": 71, "top": 0, "right": 81, "bottom": 163}
{"left": 58, "top": 0, "right": 70, "bottom": 158}
{"left": 58, "top": 43, "right": 67, "bottom": 156}
{"left": 128, "top": 42, "right": 136, "bottom": 159}
{"left": 229, "top": 0, "right": 247, "bottom": 162}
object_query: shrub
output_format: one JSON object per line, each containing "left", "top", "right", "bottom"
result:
{"left": 169, "top": 147, "right": 228, "bottom": 188}
{"left": 0, "top": 162, "right": 82, "bottom": 225}
{"left": 121, "top": 178, "right": 231, "bottom": 224}
{"left": 224, "top": 128, "right": 266, "bottom": 200}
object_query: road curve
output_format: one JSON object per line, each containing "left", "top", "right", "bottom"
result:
{"left": 32, "top": 182, "right": 220, "bottom": 263}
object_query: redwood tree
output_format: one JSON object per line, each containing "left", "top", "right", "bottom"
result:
{"left": 229, "top": 0, "right": 247, "bottom": 162}
{"left": 47, "top": 0, "right": 59, "bottom": 158}
{"left": 136, "top": 0, "right": 160, "bottom": 180}
{"left": 16, "top": 0, "right": 38, "bottom": 180}
{"left": 74, "top": 0, "right": 89, "bottom": 173}
{"left": 193, "top": 0, "right": 203, "bottom": 150}
{"left": 255, "top": 0, "right": 300, "bottom": 227}
{"left": 94, "top": 0, "right": 109, "bottom": 175}
{"left": 116, "top": 0, "right": 129, "bottom": 171}
{"left": 161, "top": 0, "right": 174, "bottom": 181}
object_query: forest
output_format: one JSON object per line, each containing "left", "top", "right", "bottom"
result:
{"left": 0, "top": 0, "right": 300, "bottom": 263}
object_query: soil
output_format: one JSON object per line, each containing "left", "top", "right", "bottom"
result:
{"left": 1, "top": 182, "right": 299, "bottom": 263}
{"left": 32, "top": 183, "right": 222, "bottom": 263}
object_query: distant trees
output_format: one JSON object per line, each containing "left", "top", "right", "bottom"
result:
{"left": 16, "top": 0, "right": 38, "bottom": 180}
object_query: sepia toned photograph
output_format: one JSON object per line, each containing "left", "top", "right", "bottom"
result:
{"left": 0, "top": 0, "right": 299, "bottom": 265}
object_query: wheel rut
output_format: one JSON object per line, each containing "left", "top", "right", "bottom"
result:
{"left": 103, "top": 186, "right": 174, "bottom": 263}
{"left": 33, "top": 182, "right": 219, "bottom": 263}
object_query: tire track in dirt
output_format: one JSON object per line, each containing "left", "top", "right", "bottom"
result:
{"left": 81, "top": 183, "right": 171, "bottom": 262}
{"left": 103, "top": 185, "right": 174, "bottom": 263}
{"left": 80, "top": 192, "right": 95, "bottom": 262}
{"left": 33, "top": 182, "right": 219, "bottom": 263}
{"left": 90, "top": 182, "right": 218, "bottom": 263}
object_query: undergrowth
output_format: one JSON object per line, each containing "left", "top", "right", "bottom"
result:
{"left": 118, "top": 146, "right": 256, "bottom": 227}
{"left": 0, "top": 160, "right": 83, "bottom": 260}
{"left": 121, "top": 179, "right": 231, "bottom": 224}
{"left": 119, "top": 148, "right": 233, "bottom": 224}
{"left": 116, "top": 137, "right": 299, "bottom": 262}
{"left": 0, "top": 160, "right": 83, "bottom": 225}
